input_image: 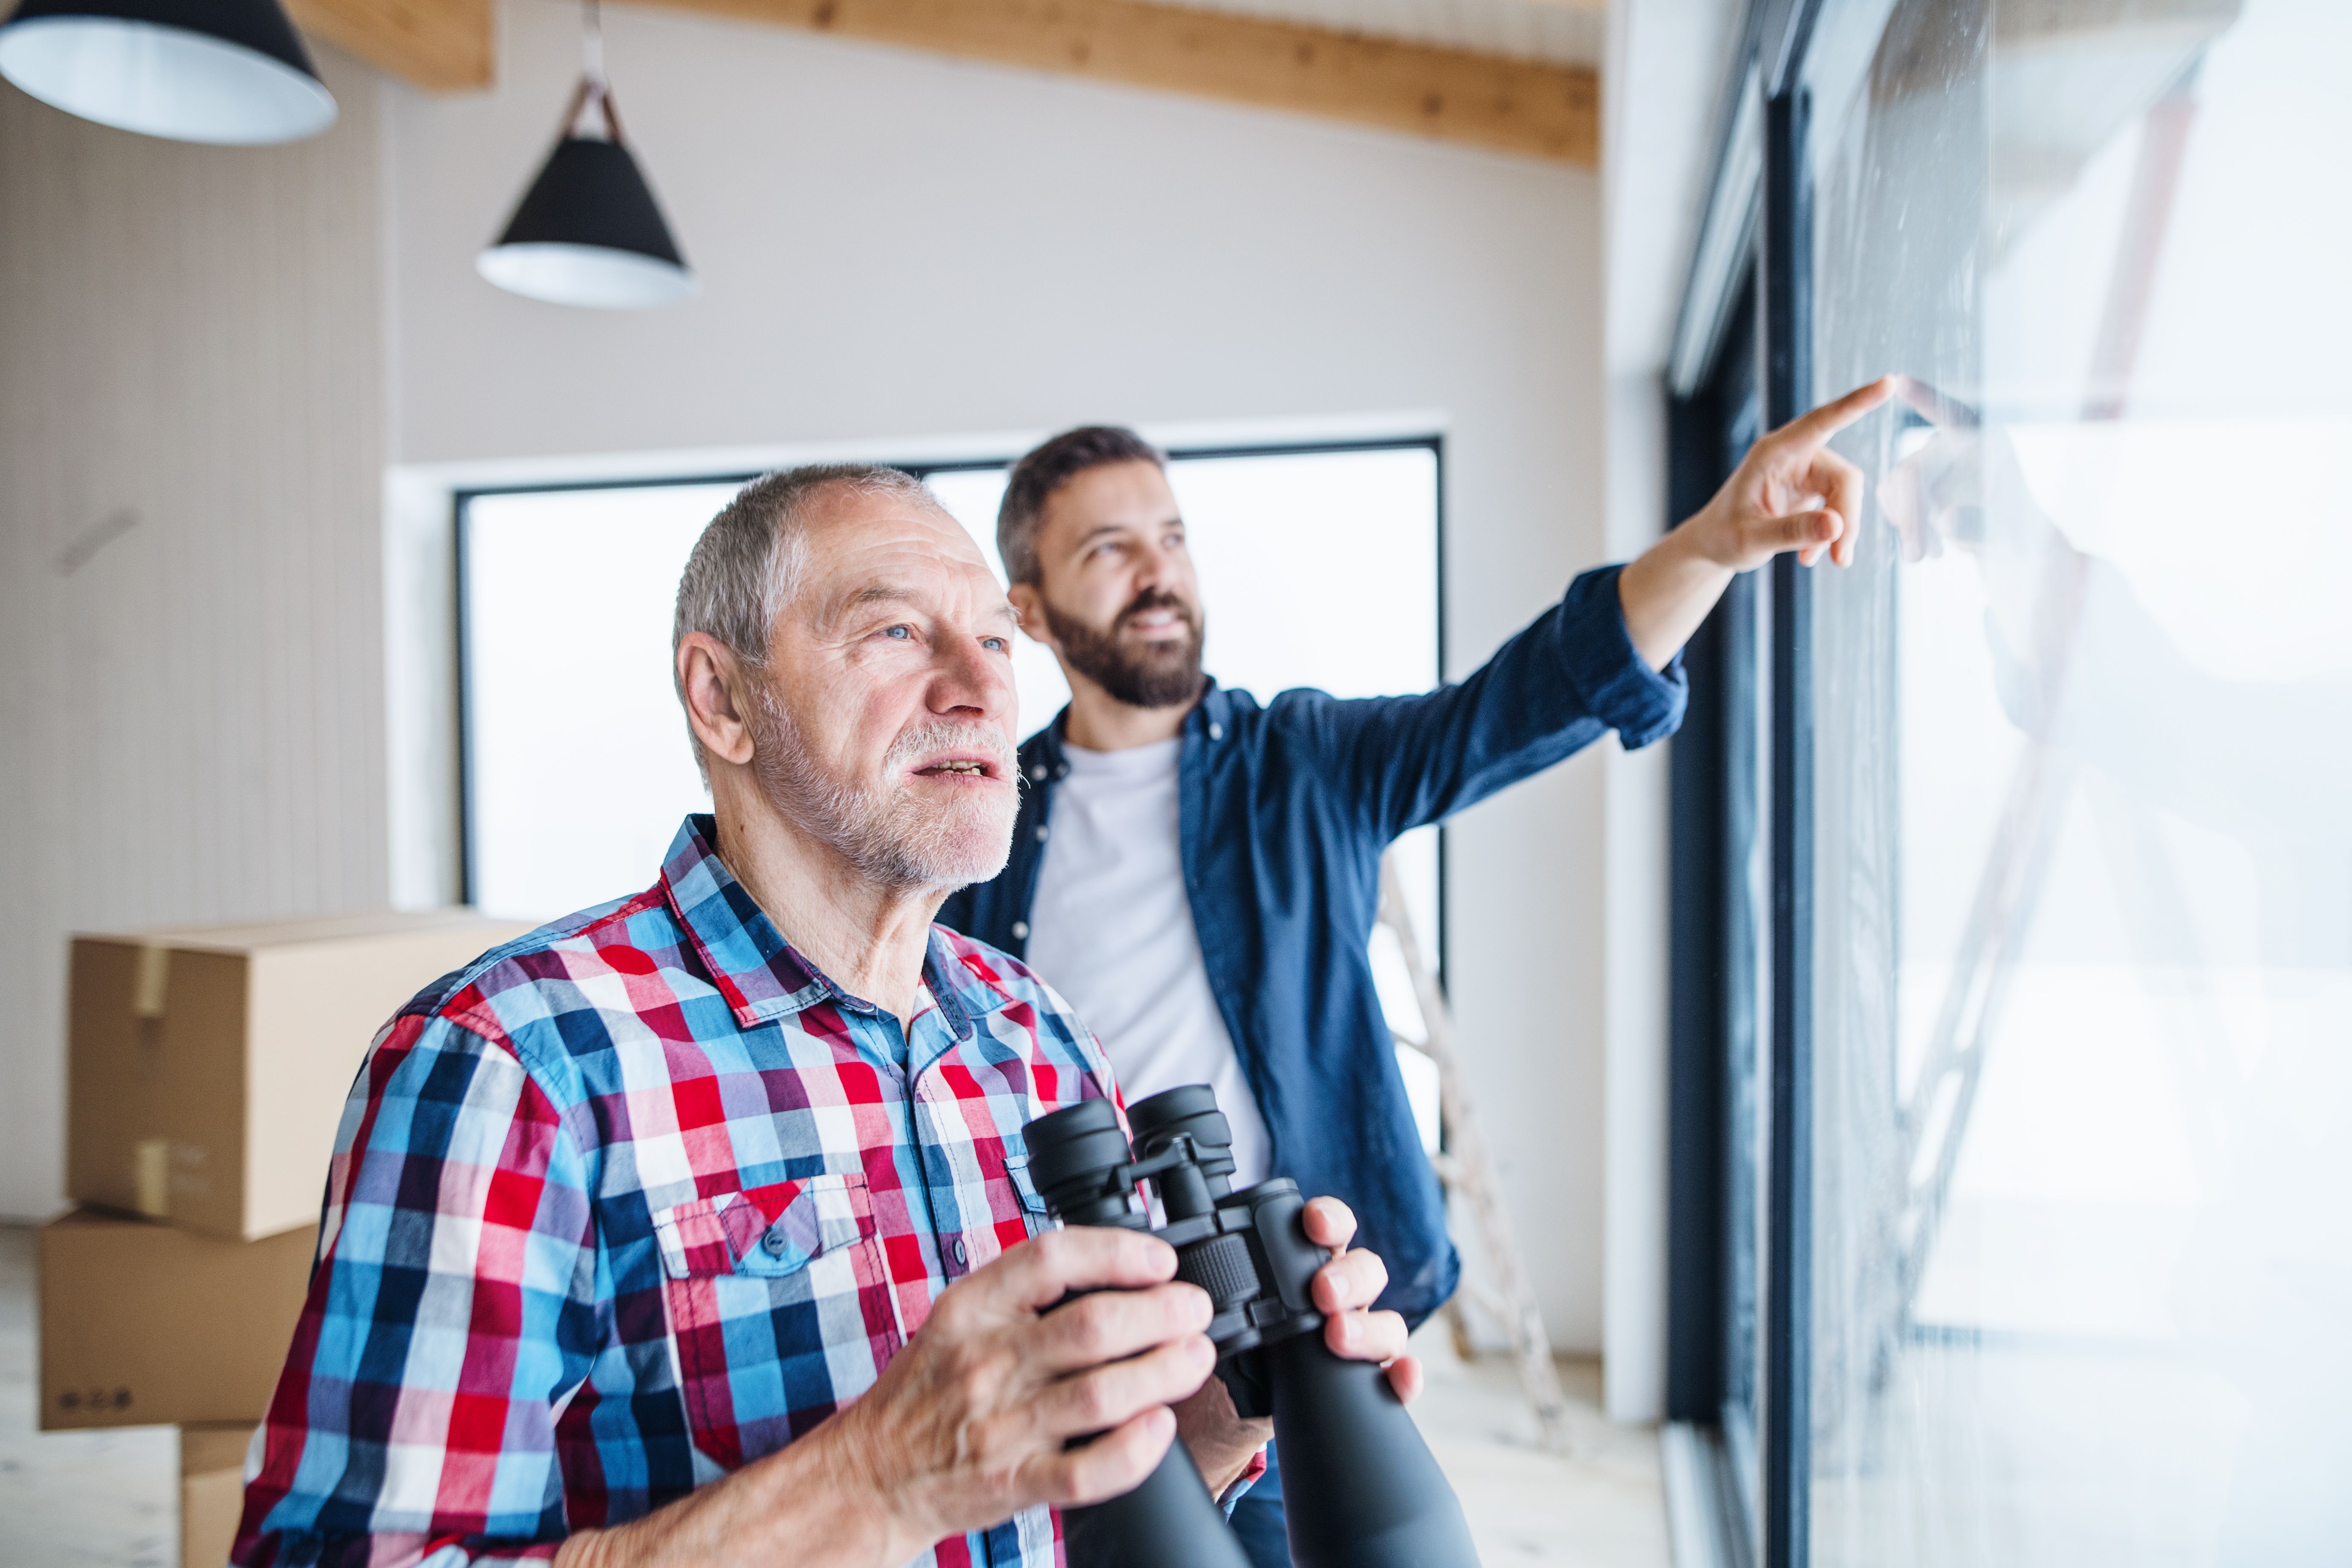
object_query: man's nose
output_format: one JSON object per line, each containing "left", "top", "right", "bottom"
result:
{"left": 1131, "top": 535, "right": 1180, "bottom": 594}
{"left": 931, "top": 635, "right": 1014, "bottom": 719}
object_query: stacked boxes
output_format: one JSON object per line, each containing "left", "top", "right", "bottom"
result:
{"left": 37, "top": 911, "right": 532, "bottom": 1564}
{"left": 180, "top": 1424, "right": 261, "bottom": 1568}
{"left": 38, "top": 1210, "right": 318, "bottom": 1430}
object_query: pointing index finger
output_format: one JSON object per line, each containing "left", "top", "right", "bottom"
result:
{"left": 1776, "top": 375, "right": 1896, "bottom": 450}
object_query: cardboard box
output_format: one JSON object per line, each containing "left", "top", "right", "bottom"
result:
{"left": 38, "top": 1208, "right": 315, "bottom": 1432}
{"left": 180, "top": 1423, "right": 257, "bottom": 1568}
{"left": 69, "top": 910, "right": 531, "bottom": 1241}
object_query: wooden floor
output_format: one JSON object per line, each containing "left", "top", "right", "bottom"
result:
{"left": 1413, "top": 1334, "right": 1673, "bottom": 1568}
{"left": 0, "top": 1224, "right": 1669, "bottom": 1568}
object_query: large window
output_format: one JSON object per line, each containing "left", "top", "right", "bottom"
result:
{"left": 1670, "top": 3, "right": 2352, "bottom": 1565}
{"left": 458, "top": 440, "right": 1448, "bottom": 1135}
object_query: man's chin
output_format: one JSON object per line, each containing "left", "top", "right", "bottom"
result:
{"left": 929, "top": 826, "right": 1014, "bottom": 889}
{"left": 889, "top": 802, "right": 1015, "bottom": 892}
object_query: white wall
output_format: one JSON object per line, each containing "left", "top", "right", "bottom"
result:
{"left": 387, "top": 0, "right": 1614, "bottom": 1345}
{"left": 0, "top": 0, "right": 1624, "bottom": 1348}
{"left": 0, "top": 49, "right": 391, "bottom": 1221}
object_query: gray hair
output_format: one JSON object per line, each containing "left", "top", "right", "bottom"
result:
{"left": 672, "top": 462, "right": 939, "bottom": 776}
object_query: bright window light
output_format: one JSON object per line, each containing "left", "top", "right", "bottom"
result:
{"left": 461, "top": 444, "right": 1443, "bottom": 934}
{"left": 460, "top": 442, "right": 1446, "bottom": 1143}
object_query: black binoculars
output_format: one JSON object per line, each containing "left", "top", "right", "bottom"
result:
{"left": 1023, "top": 1084, "right": 1481, "bottom": 1568}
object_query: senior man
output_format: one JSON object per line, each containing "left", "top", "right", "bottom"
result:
{"left": 939, "top": 384, "right": 1891, "bottom": 1562}
{"left": 234, "top": 466, "right": 1413, "bottom": 1567}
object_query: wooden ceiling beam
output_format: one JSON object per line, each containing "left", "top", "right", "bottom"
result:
{"left": 284, "top": 0, "right": 1599, "bottom": 166}
{"left": 630, "top": 0, "right": 1599, "bottom": 165}
{"left": 285, "top": 0, "right": 494, "bottom": 92}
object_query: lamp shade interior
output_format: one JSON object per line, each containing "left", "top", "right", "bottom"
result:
{"left": 477, "top": 243, "right": 699, "bottom": 311}
{"left": 0, "top": 3, "right": 335, "bottom": 145}
{"left": 479, "top": 136, "right": 697, "bottom": 310}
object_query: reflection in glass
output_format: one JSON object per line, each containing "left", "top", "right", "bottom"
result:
{"left": 1804, "top": 0, "right": 2352, "bottom": 1562}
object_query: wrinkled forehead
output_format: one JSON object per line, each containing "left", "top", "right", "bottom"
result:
{"left": 794, "top": 486, "right": 1013, "bottom": 632}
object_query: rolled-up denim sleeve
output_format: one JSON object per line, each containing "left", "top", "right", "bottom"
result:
{"left": 1300, "top": 564, "right": 1689, "bottom": 842}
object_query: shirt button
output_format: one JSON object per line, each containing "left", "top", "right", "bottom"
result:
{"left": 1011, "top": 920, "right": 1029, "bottom": 940}
{"left": 761, "top": 1228, "right": 786, "bottom": 1256}
{"left": 1208, "top": 722, "right": 1224, "bottom": 740}
{"left": 1034, "top": 825, "right": 1049, "bottom": 843}
{"left": 1030, "top": 765, "right": 1047, "bottom": 781}
{"left": 951, "top": 1237, "right": 968, "bottom": 1267}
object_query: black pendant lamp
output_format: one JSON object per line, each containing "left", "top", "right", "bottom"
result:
{"left": 477, "top": 1, "right": 695, "bottom": 311}
{"left": 0, "top": 0, "right": 335, "bottom": 144}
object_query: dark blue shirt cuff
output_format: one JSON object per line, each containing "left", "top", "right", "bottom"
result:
{"left": 1557, "top": 564, "right": 1689, "bottom": 750}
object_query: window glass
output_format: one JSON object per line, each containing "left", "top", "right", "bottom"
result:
{"left": 1715, "top": 331, "right": 1773, "bottom": 1558}
{"left": 1803, "top": 1, "right": 2352, "bottom": 1563}
{"left": 461, "top": 446, "right": 1445, "bottom": 1141}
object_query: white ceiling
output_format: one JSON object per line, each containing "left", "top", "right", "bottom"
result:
{"left": 1169, "top": 0, "right": 1607, "bottom": 68}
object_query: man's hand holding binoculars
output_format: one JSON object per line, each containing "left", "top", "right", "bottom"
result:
{"left": 554, "top": 1196, "right": 1407, "bottom": 1568}
{"left": 1176, "top": 1195, "right": 1420, "bottom": 1493}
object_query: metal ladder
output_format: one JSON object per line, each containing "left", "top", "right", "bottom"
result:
{"left": 1378, "top": 852, "right": 1571, "bottom": 1452}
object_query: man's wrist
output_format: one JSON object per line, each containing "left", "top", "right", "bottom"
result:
{"left": 1661, "top": 508, "right": 1737, "bottom": 573}
{"left": 1214, "top": 1447, "right": 1270, "bottom": 1507}
{"left": 546, "top": 1412, "right": 916, "bottom": 1568}
{"left": 552, "top": 1528, "right": 607, "bottom": 1568}
{"left": 812, "top": 1395, "right": 930, "bottom": 1562}
{"left": 1198, "top": 1451, "right": 1254, "bottom": 1497}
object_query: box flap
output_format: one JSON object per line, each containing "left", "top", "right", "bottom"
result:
{"left": 74, "top": 908, "right": 526, "bottom": 955}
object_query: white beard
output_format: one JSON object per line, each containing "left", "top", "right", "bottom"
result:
{"left": 750, "top": 687, "right": 1017, "bottom": 892}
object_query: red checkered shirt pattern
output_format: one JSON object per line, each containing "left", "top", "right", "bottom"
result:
{"left": 234, "top": 815, "right": 1118, "bottom": 1567}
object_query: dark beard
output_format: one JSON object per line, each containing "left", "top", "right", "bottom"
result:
{"left": 1043, "top": 587, "right": 1206, "bottom": 710}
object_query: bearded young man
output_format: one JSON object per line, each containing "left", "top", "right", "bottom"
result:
{"left": 233, "top": 466, "right": 1414, "bottom": 1568}
{"left": 939, "top": 384, "right": 1893, "bottom": 1565}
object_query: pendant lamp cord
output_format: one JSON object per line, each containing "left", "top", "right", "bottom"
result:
{"left": 560, "top": 0, "right": 630, "bottom": 146}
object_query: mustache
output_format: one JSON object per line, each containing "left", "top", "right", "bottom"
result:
{"left": 1116, "top": 586, "right": 1198, "bottom": 631}
{"left": 886, "top": 720, "right": 1017, "bottom": 775}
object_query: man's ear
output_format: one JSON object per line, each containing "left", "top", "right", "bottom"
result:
{"left": 1006, "top": 581, "right": 1057, "bottom": 651}
{"left": 678, "top": 632, "right": 758, "bottom": 768}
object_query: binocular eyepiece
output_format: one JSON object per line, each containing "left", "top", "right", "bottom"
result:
{"left": 1023, "top": 1086, "right": 1481, "bottom": 1568}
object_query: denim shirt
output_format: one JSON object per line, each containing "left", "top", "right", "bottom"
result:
{"left": 939, "top": 565, "right": 1687, "bottom": 1321}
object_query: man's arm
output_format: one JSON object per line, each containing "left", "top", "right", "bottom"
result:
{"left": 1300, "top": 380, "right": 1893, "bottom": 843}
{"left": 235, "top": 1014, "right": 604, "bottom": 1567}
{"left": 565, "top": 1198, "right": 1420, "bottom": 1566}
{"left": 556, "top": 1227, "right": 1217, "bottom": 1568}
{"left": 1616, "top": 377, "right": 1893, "bottom": 668}
{"left": 242, "top": 1016, "right": 1219, "bottom": 1568}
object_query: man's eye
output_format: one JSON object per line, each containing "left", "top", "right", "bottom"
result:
{"left": 882, "top": 625, "right": 913, "bottom": 640}
{"left": 981, "top": 636, "right": 1008, "bottom": 652}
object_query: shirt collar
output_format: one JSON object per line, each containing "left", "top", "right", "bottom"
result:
{"left": 1027, "top": 677, "right": 1223, "bottom": 783}
{"left": 659, "top": 813, "right": 1017, "bottom": 1037}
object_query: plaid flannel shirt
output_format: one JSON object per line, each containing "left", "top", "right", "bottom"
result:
{"left": 236, "top": 815, "right": 1121, "bottom": 1568}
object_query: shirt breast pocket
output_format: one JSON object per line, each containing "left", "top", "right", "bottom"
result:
{"left": 650, "top": 1173, "right": 900, "bottom": 1472}
{"left": 1000, "top": 1152, "right": 1054, "bottom": 1242}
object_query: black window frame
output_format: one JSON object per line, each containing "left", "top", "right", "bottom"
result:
{"left": 1664, "top": 6, "right": 1827, "bottom": 1568}
{"left": 450, "top": 434, "right": 1451, "bottom": 972}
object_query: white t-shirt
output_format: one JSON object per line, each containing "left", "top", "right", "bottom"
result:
{"left": 1022, "top": 737, "right": 1275, "bottom": 1188}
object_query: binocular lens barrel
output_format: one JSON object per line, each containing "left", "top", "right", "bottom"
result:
{"left": 1059, "top": 1441, "right": 1255, "bottom": 1568}
{"left": 1265, "top": 1331, "right": 1479, "bottom": 1568}
{"left": 1024, "top": 1098, "right": 1146, "bottom": 1227}
{"left": 1023, "top": 1088, "right": 1481, "bottom": 1568}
